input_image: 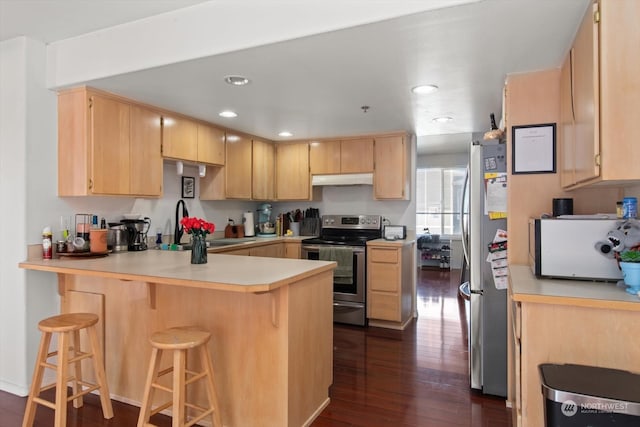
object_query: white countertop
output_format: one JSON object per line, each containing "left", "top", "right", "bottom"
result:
{"left": 510, "top": 264, "right": 640, "bottom": 310}
{"left": 19, "top": 249, "right": 335, "bottom": 293}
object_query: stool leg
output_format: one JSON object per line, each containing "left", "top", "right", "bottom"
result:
{"left": 200, "top": 345, "right": 223, "bottom": 427}
{"left": 22, "top": 332, "right": 52, "bottom": 427}
{"left": 54, "top": 331, "right": 69, "bottom": 427}
{"left": 137, "top": 347, "right": 162, "bottom": 427}
{"left": 172, "top": 349, "right": 186, "bottom": 427}
{"left": 86, "top": 324, "right": 113, "bottom": 419}
{"left": 70, "top": 329, "right": 83, "bottom": 409}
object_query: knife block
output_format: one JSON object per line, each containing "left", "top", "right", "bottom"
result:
{"left": 224, "top": 224, "right": 244, "bottom": 239}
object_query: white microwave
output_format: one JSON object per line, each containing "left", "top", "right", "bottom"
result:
{"left": 529, "top": 217, "right": 623, "bottom": 281}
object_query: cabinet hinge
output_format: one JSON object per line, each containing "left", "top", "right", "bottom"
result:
{"left": 593, "top": 9, "right": 600, "bottom": 24}
{"left": 88, "top": 179, "right": 93, "bottom": 190}
{"left": 595, "top": 153, "right": 601, "bottom": 166}
{"left": 88, "top": 97, "right": 93, "bottom": 109}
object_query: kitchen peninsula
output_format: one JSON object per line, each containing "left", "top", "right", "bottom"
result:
{"left": 19, "top": 250, "right": 335, "bottom": 427}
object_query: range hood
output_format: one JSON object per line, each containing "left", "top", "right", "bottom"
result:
{"left": 311, "top": 173, "right": 373, "bottom": 186}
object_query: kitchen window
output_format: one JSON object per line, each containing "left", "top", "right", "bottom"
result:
{"left": 416, "top": 167, "right": 466, "bottom": 236}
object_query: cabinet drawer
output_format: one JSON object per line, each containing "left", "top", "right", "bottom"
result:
{"left": 369, "top": 247, "right": 399, "bottom": 263}
{"left": 368, "top": 292, "right": 400, "bottom": 322}
{"left": 369, "top": 263, "right": 399, "bottom": 292}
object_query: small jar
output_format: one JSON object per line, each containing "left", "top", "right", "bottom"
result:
{"left": 616, "top": 201, "right": 624, "bottom": 219}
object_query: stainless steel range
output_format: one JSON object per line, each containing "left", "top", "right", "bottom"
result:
{"left": 301, "top": 214, "right": 382, "bottom": 326}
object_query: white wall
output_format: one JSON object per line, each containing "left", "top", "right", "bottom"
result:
{"left": 0, "top": 37, "right": 61, "bottom": 395}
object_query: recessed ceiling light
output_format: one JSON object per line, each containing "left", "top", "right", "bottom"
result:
{"left": 224, "top": 75, "right": 250, "bottom": 86}
{"left": 432, "top": 116, "right": 453, "bottom": 123}
{"left": 219, "top": 110, "right": 238, "bottom": 118}
{"left": 278, "top": 131, "right": 293, "bottom": 137}
{"left": 412, "top": 85, "right": 439, "bottom": 95}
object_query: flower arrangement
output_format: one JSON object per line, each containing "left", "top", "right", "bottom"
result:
{"left": 180, "top": 217, "right": 214, "bottom": 265}
{"left": 180, "top": 217, "right": 215, "bottom": 236}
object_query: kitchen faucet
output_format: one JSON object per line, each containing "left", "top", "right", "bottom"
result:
{"left": 174, "top": 199, "right": 189, "bottom": 244}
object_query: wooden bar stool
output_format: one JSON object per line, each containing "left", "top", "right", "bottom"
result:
{"left": 22, "top": 312, "right": 113, "bottom": 427}
{"left": 137, "top": 326, "right": 222, "bottom": 427}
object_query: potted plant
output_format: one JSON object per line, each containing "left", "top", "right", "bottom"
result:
{"left": 618, "top": 249, "right": 640, "bottom": 295}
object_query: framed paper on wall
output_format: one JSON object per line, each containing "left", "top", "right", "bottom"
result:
{"left": 181, "top": 176, "right": 195, "bottom": 198}
{"left": 512, "top": 123, "right": 556, "bottom": 174}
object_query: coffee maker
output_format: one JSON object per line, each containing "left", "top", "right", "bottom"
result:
{"left": 256, "top": 204, "right": 276, "bottom": 236}
{"left": 122, "top": 218, "right": 150, "bottom": 251}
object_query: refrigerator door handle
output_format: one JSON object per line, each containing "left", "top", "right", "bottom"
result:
{"left": 461, "top": 165, "right": 470, "bottom": 265}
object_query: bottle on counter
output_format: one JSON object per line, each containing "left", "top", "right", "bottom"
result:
{"left": 623, "top": 197, "right": 638, "bottom": 219}
{"left": 42, "top": 226, "right": 53, "bottom": 259}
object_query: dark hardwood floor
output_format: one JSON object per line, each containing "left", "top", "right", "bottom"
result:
{"left": 0, "top": 268, "right": 511, "bottom": 427}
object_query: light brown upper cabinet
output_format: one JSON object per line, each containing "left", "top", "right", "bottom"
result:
{"left": 276, "top": 142, "right": 310, "bottom": 200}
{"left": 197, "top": 124, "right": 225, "bottom": 166}
{"left": 374, "top": 134, "right": 410, "bottom": 200}
{"left": 162, "top": 117, "right": 225, "bottom": 166}
{"left": 309, "top": 138, "right": 373, "bottom": 174}
{"left": 130, "top": 105, "right": 163, "bottom": 196}
{"left": 560, "top": 0, "right": 640, "bottom": 189}
{"left": 309, "top": 140, "right": 341, "bottom": 174}
{"left": 58, "top": 87, "right": 162, "bottom": 197}
{"left": 225, "top": 133, "right": 253, "bottom": 199}
{"left": 161, "top": 115, "right": 198, "bottom": 162}
{"left": 252, "top": 139, "right": 275, "bottom": 201}
{"left": 559, "top": 52, "right": 575, "bottom": 188}
{"left": 341, "top": 138, "right": 374, "bottom": 173}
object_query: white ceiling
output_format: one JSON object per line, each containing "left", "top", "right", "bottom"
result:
{"left": 0, "top": 0, "right": 590, "bottom": 155}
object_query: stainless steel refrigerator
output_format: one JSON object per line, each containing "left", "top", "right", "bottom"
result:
{"left": 460, "top": 138, "right": 507, "bottom": 397}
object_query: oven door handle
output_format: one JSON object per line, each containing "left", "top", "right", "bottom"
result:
{"left": 301, "top": 245, "right": 365, "bottom": 253}
{"left": 333, "top": 301, "right": 364, "bottom": 308}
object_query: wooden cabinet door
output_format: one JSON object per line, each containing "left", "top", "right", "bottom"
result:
{"left": 374, "top": 134, "right": 407, "bottom": 200}
{"left": 341, "top": 138, "right": 373, "bottom": 173}
{"left": 252, "top": 139, "right": 275, "bottom": 200}
{"left": 559, "top": 52, "right": 575, "bottom": 188}
{"left": 250, "top": 243, "right": 283, "bottom": 258}
{"left": 572, "top": 4, "right": 599, "bottom": 184}
{"left": 309, "top": 140, "right": 341, "bottom": 174}
{"left": 130, "top": 105, "right": 162, "bottom": 196}
{"left": 162, "top": 115, "right": 197, "bottom": 162}
{"left": 284, "top": 242, "right": 301, "bottom": 259}
{"left": 197, "top": 124, "right": 225, "bottom": 166}
{"left": 90, "top": 94, "right": 130, "bottom": 195}
{"left": 225, "top": 134, "right": 252, "bottom": 199}
{"left": 598, "top": 0, "right": 640, "bottom": 182}
{"left": 276, "top": 142, "right": 310, "bottom": 200}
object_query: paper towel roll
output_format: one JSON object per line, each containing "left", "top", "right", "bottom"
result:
{"left": 243, "top": 211, "right": 255, "bottom": 237}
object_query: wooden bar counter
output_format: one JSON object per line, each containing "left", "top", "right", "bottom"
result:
{"left": 20, "top": 250, "right": 336, "bottom": 427}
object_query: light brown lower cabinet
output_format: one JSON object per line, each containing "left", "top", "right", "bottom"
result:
{"left": 510, "top": 291, "right": 640, "bottom": 427}
{"left": 215, "top": 241, "right": 300, "bottom": 259}
{"left": 366, "top": 243, "right": 414, "bottom": 329}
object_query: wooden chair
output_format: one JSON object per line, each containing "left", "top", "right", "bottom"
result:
{"left": 137, "top": 326, "right": 222, "bottom": 427}
{"left": 22, "top": 312, "right": 113, "bottom": 427}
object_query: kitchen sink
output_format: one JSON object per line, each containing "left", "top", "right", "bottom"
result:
{"left": 174, "top": 238, "right": 255, "bottom": 250}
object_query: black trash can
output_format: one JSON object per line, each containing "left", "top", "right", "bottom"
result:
{"left": 539, "top": 364, "right": 640, "bottom": 427}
